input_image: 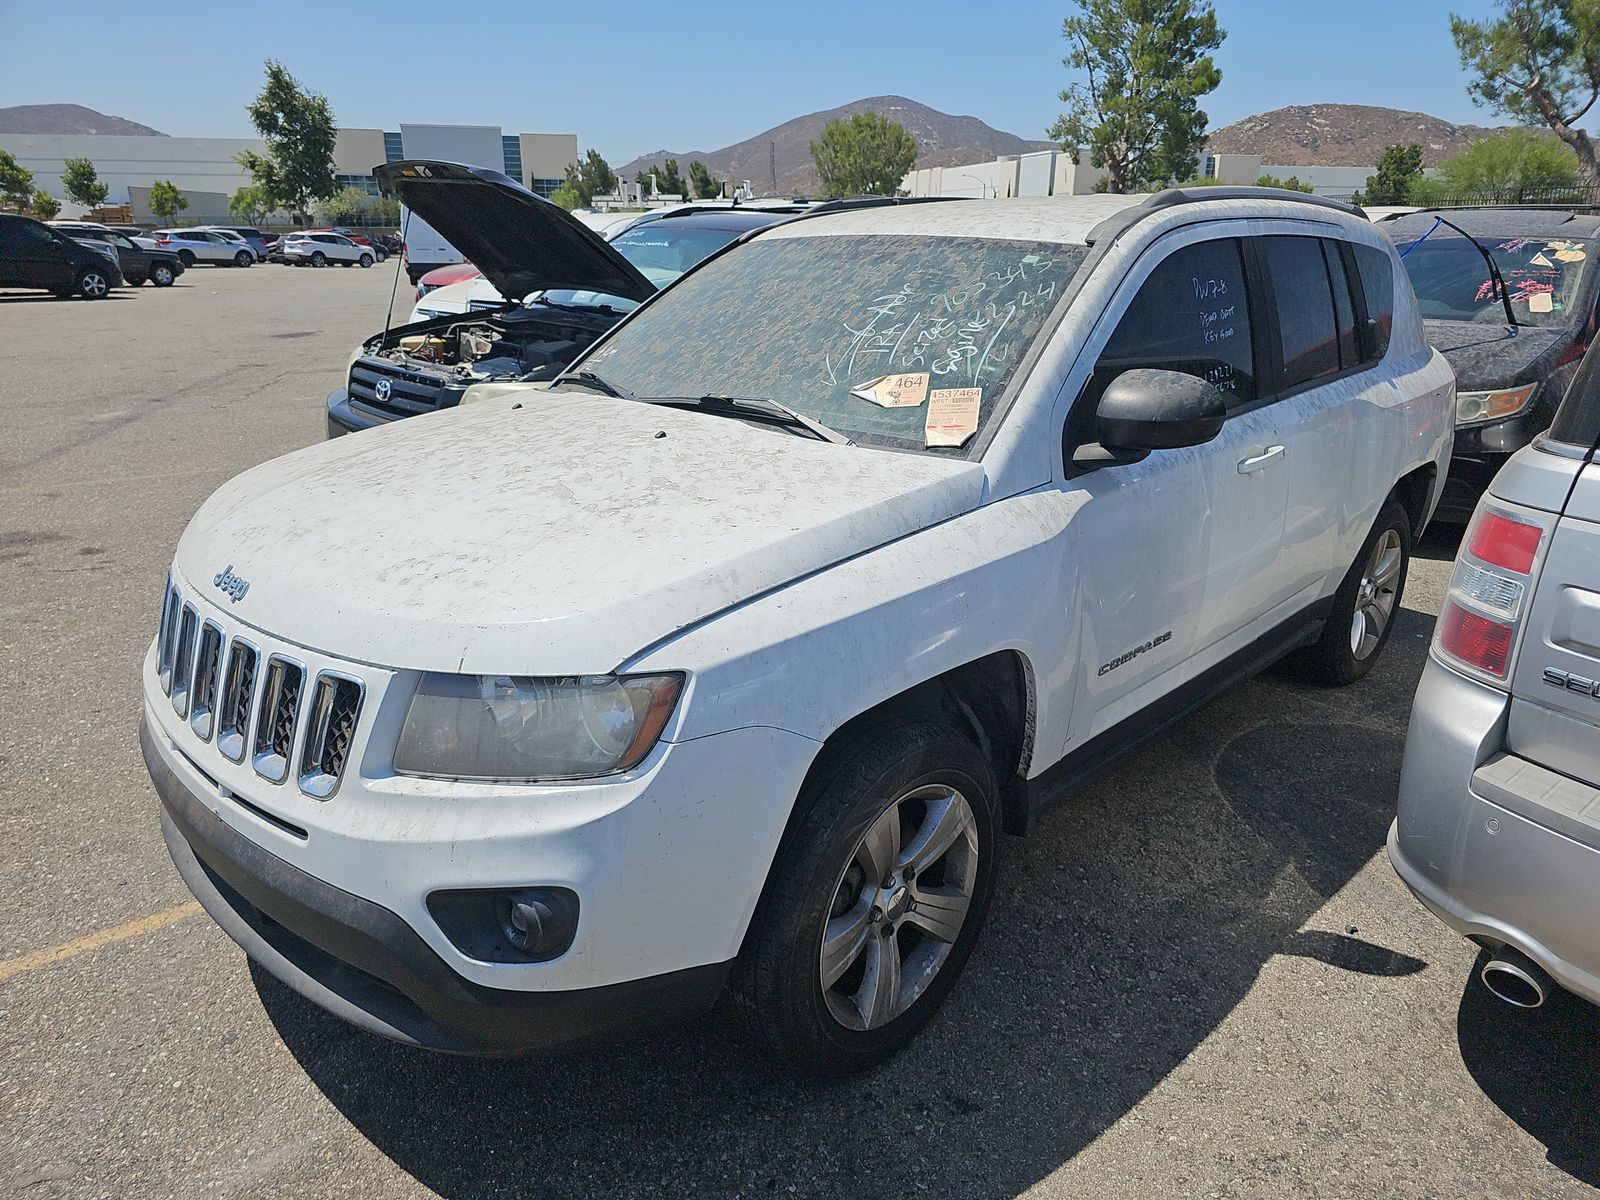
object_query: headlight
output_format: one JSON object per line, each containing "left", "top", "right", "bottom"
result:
{"left": 1456, "top": 384, "right": 1537, "bottom": 426}
{"left": 393, "top": 672, "right": 683, "bottom": 782}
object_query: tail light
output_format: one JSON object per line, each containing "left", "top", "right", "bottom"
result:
{"left": 1435, "top": 505, "right": 1552, "bottom": 682}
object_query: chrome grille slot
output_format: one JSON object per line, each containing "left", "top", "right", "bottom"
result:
{"left": 170, "top": 604, "right": 198, "bottom": 718}
{"left": 252, "top": 656, "right": 305, "bottom": 783}
{"left": 216, "top": 640, "right": 259, "bottom": 762}
{"left": 297, "top": 673, "right": 364, "bottom": 798}
{"left": 157, "top": 581, "right": 181, "bottom": 694}
{"left": 188, "top": 622, "right": 224, "bottom": 741}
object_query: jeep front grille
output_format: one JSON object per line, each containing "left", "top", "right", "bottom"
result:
{"left": 153, "top": 582, "right": 364, "bottom": 797}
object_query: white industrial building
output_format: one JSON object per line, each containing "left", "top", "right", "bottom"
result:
{"left": 0, "top": 124, "right": 578, "bottom": 223}
{"left": 904, "top": 149, "right": 1384, "bottom": 201}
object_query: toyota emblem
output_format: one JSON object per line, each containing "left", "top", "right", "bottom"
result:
{"left": 374, "top": 378, "right": 392, "bottom": 402}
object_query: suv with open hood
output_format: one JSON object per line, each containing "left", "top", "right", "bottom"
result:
{"left": 145, "top": 187, "right": 1453, "bottom": 1073}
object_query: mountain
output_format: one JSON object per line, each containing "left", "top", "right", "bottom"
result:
{"left": 0, "top": 104, "right": 167, "bottom": 136}
{"left": 1205, "top": 104, "right": 1501, "bottom": 168}
{"left": 616, "top": 96, "right": 1055, "bottom": 196}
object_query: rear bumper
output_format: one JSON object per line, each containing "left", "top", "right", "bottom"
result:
{"left": 146, "top": 718, "right": 730, "bottom": 1055}
{"left": 1390, "top": 657, "right": 1600, "bottom": 1007}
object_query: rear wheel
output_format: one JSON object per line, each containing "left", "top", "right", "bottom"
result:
{"left": 177, "top": 249, "right": 195, "bottom": 268}
{"left": 730, "top": 719, "right": 999, "bottom": 1075}
{"left": 310, "top": 251, "right": 326, "bottom": 268}
{"left": 1293, "top": 497, "right": 1411, "bottom": 685}
{"left": 76, "top": 268, "right": 110, "bottom": 299}
{"left": 233, "top": 250, "right": 253, "bottom": 268}
{"left": 151, "top": 263, "right": 175, "bottom": 287}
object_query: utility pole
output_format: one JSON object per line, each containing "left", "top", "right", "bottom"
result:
{"left": 769, "top": 141, "right": 776, "bottom": 195}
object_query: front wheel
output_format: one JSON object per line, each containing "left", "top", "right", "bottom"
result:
{"left": 151, "top": 263, "right": 175, "bottom": 287}
{"left": 310, "top": 251, "right": 326, "bottom": 268}
{"left": 358, "top": 253, "right": 374, "bottom": 268}
{"left": 730, "top": 719, "right": 999, "bottom": 1075}
{"left": 1293, "top": 497, "right": 1412, "bottom": 685}
{"left": 234, "top": 250, "right": 253, "bottom": 268}
{"left": 77, "top": 268, "right": 111, "bottom": 299}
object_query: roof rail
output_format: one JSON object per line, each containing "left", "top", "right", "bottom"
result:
{"left": 1085, "top": 186, "right": 1367, "bottom": 246}
{"left": 805, "top": 195, "right": 973, "bottom": 215}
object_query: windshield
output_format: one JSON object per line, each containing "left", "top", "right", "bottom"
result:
{"left": 538, "top": 222, "right": 749, "bottom": 310}
{"left": 1396, "top": 231, "right": 1592, "bottom": 327}
{"left": 581, "top": 233, "right": 1086, "bottom": 454}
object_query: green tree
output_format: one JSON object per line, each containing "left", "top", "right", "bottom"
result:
{"left": 561, "top": 149, "right": 617, "bottom": 207}
{"left": 810, "top": 111, "right": 920, "bottom": 198}
{"left": 1049, "top": 0, "right": 1225, "bottom": 193}
{"left": 637, "top": 157, "right": 686, "bottom": 197}
{"left": 229, "top": 184, "right": 272, "bottom": 224}
{"left": 0, "top": 148, "right": 35, "bottom": 210}
{"left": 689, "top": 160, "right": 720, "bottom": 199}
{"left": 31, "top": 190, "right": 61, "bottom": 220}
{"left": 236, "top": 60, "right": 338, "bottom": 224}
{"left": 1452, "top": 0, "right": 1600, "bottom": 191}
{"left": 1412, "top": 127, "right": 1585, "bottom": 203}
{"left": 148, "top": 179, "right": 188, "bottom": 225}
{"left": 318, "top": 185, "right": 375, "bottom": 224}
{"left": 548, "top": 182, "right": 583, "bottom": 211}
{"left": 61, "top": 157, "right": 109, "bottom": 208}
{"left": 1173, "top": 171, "right": 1313, "bottom": 192}
{"left": 1350, "top": 144, "right": 1424, "bottom": 206}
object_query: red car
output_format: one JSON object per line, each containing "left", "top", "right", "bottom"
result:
{"left": 414, "top": 260, "right": 481, "bottom": 300}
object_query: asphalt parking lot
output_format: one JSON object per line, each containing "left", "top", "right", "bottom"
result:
{"left": 2, "top": 263, "right": 1597, "bottom": 1200}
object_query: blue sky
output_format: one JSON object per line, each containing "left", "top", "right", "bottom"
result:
{"left": 0, "top": 0, "right": 1512, "bottom": 163}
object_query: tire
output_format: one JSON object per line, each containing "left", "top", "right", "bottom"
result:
{"left": 1292, "top": 497, "right": 1412, "bottom": 686}
{"left": 730, "top": 719, "right": 1000, "bottom": 1075}
{"left": 310, "top": 251, "right": 326, "bottom": 268}
{"left": 177, "top": 249, "right": 195, "bottom": 268}
{"left": 77, "top": 268, "right": 110, "bottom": 299}
{"left": 234, "top": 250, "right": 253, "bottom": 268}
{"left": 340, "top": 260, "right": 352, "bottom": 268}
{"left": 151, "top": 263, "right": 175, "bottom": 287}
{"left": 358, "top": 254, "right": 374, "bottom": 268}
{"left": 374, "top": 248, "right": 388, "bottom": 262}
{"left": 125, "top": 275, "right": 146, "bottom": 287}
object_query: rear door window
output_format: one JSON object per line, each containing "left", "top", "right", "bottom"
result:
{"left": 1264, "top": 236, "right": 1340, "bottom": 388}
{"left": 1093, "top": 237, "right": 1257, "bottom": 411}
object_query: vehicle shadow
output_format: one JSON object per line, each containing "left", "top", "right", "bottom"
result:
{"left": 255, "top": 608, "right": 1453, "bottom": 1198}
{"left": 0, "top": 292, "right": 136, "bottom": 304}
{"left": 1456, "top": 961, "right": 1600, "bottom": 1187}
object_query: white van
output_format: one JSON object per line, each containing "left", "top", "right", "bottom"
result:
{"left": 398, "top": 204, "right": 463, "bottom": 285}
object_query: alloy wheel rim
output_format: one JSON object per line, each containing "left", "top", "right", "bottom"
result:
{"left": 83, "top": 274, "right": 106, "bottom": 297}
{"left": 1350, "top": 528, "right": 1402, "bottom": 659}
{"left": 819, "top": 783, "right": 979, "bottom": 1031}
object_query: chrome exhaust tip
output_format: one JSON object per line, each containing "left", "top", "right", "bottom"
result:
{"left": 1480, "top": 948, "right": 1551, "bottom": 1009}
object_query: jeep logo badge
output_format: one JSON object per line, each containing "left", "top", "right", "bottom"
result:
{"left": 213, "top": 564, "right": 250, "bottom": 604}
{"left": 374, "top": 378, "right": 392, "bottom": 403}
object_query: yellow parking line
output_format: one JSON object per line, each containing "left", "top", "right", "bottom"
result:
{"left": 0, "top": 902, "right": 202, "bottom": 985}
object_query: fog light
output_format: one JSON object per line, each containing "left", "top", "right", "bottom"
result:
{"left": 427, "top": 886, "right": 579, "bottom": 964}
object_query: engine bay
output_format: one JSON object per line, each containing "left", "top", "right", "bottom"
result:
{"left": 361, "top": 304, "right": 617, "bottom": 385}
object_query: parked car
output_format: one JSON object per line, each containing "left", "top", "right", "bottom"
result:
{"left": 144, "top": 185, "right": 1453, "bottom": 1070}
{"left": 1383, "top": 208, "right": 1600, "bottom": 520}
{"left": 102, "top": 225, "right": 165, "bottom": 248}
{"left": 279, "top": 231, "right": 376, "bottom": 268}
{"left": 398, "top": 204, "right": 464, "bottom": 284}
{"left": 414, "top": 260, "right": 479, "bottom": 302}
{"left": 155, "top": 228, "right": 257, "bottom": 268}
{"left": 99, "top": 228, "right": 184, "bottom": 287}
{"left": 0, "top": 214, "right": 121, "bottom": 298}
{"left": 404, "top": 206, "right": 799, "bottom": 323}
{"left": 205, "top": 226, "right": 273, "bottom": 261}
{"left": 1391, "top": 340, "right": 1600, "bottom": 1013}
{"left": 48, "top": 220, "right": 122, "bottom": 266}
{"left": 328, "top": 227, "right": 385, "bottom": 259}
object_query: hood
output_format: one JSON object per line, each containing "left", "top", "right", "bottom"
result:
{"left": 376, "top": 160, "right": 655, "bottom": 304}
{"left": 1421, "top": 319, "right": 1571, "bottom": 392}
{"left": 175, "top": 391, "right": 985, "bottom": 675}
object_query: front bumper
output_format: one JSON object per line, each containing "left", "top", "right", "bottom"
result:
{"left": 147, "top": 719, "right": 728, "bottom": 1054}
{"left": 1389, "top": 657, "right": 1600, "bottom": 1007}
{"left": 325, "top": 386, "right": 392, "bottom": 436}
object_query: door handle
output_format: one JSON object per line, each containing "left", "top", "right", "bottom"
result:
{"left": 1237, "top": 445, "right": 1285, "bottom": 474}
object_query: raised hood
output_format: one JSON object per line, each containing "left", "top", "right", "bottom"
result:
{"left": 376, "top": 160, "right": 655, "bottom": 304}
{"left": 174, "top": 391, "right": 986, "bottom": 675}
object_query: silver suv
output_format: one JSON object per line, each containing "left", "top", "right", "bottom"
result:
{"left": 1392, "top": 347, "right": 1600, "bottom": 1011}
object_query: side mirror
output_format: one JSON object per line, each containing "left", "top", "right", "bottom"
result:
{"left": 1073, "top": 368, "right": 1226, "bottom": 470}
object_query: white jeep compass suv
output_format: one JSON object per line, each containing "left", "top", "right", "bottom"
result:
{"left": 142, "top": 188, "right": 1454, "bottom": 1073}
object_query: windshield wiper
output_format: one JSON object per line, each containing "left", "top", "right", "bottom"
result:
{"left": 1402, "top": 215, "right": 1521, "bottom": 329}
{"left": 652, "top": 394, "right": 853, "bottom": 445}
{"left": 558, "top": 369, "right": 636, "bottom": 401}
